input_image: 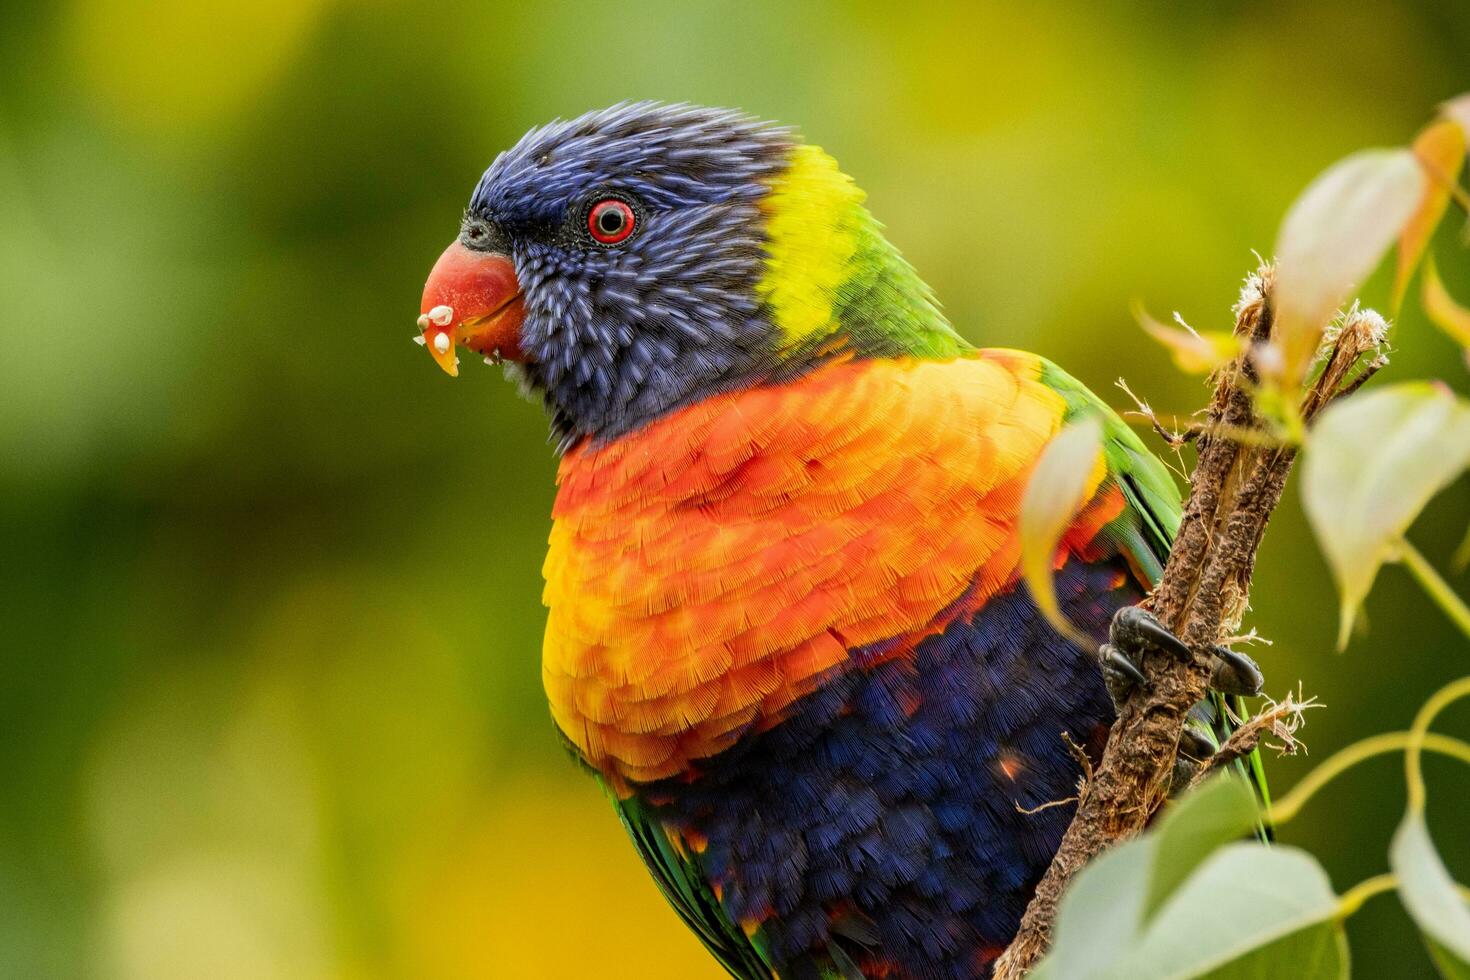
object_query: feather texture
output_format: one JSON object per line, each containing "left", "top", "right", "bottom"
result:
{"left": 542, "top": 352, "right": 1124, "bottom": 786}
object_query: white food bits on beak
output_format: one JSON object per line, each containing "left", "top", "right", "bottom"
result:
{"left": 416, "top": 314, "right": 432, "bottom": 332}
{"left": 426, "top": 305, "right": 454, "bottom": 327}
{"left": 413, "top": 335, "right": 426, "bottom": 346}
{"left": 433, "top": 333, "right": 451, "bottom": 354}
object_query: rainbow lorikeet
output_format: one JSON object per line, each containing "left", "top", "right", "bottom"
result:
{"left": 415, "top": 103, "right": 1266, "bottom": 980}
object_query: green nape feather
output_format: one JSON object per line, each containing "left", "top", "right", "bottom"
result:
{"left": 759, "top": 143, "right": 971, "bottom": 364}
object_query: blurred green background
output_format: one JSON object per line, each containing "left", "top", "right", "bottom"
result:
{"left": 3, "top": 1, "right": 1470, "bottom": 977}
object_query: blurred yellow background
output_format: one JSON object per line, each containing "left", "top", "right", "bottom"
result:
{"left": 3, "top": 1, "right": 1469, "bottom": 977}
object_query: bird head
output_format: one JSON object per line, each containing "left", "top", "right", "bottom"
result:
{"left": 417, "top": 102, "right": 960, "bottom": 446}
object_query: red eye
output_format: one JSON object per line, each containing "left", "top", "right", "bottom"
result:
{"left": 587, "top": 199, "right": 636, "bottom": 245}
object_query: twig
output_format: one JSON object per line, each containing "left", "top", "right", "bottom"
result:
{"left": 1016, "top": 796, "right": 1080, "bottom": 816}
{"left": 1336, "top": 353, "right": 1389, "bottom": 400}
{"left": 1116, "top": 379, "right": 1198, "bottom": 450}
{"left": 993, "top": 265, "right": 1387, "bottom": 978}
{"left": 1060, "top": 730, "right": 1094, "bottom": 786}
{"left": 1189, "top": 691, "right": 1322, "bottom": 788}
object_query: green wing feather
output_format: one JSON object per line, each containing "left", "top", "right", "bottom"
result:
{"left": 607, "top": 787, "right": 778, "bottom": 980}
{"left": 1034, "top": 358, "right": 1181, "bottom": 578}
{"left": 609, "top": 786, "right": 874, "bottom": 979}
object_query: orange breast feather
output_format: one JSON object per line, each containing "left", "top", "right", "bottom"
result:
{"left": 541, "top": 353, "right": 1109, "bottom": 787}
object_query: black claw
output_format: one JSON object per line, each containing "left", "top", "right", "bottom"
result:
{"left": 1178, "top": 726, "right": 1217, "bottom": 761}
{"left": 1210, "top": 646, "right": 1266, "bottom": 696}
{"left": 1127, "top": 611, "right": 1192, "bottom": 660}
{"left": 1105, "top": 606, "right": 1268, "bottom": 706}
{"left": 1100, "top": 644, "right": 1148, "bottom": 688}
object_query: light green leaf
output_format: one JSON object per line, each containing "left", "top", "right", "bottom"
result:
{"left": 1146, "top": 776, "right": 1262, "bottom": 916}
{"left": 1390, "top": 810, "right": 1470, "bottom": 977}
{"left": 1114, "top": 844, "right": 1343, "bottom": 980}
{"left": 1020, "top": 416, "right": 1104, "bottom": 643}
{"left": 1038, "top": 836, "right": 1157, "bottom": 980}
{"left": 1429, "top": 940, "right": 1470, "bottom": 980}
{"left": 1193, "top": 919, "right": 1349, "bottom": 980}
{"left": 1274, "top": 148, "right": 1424, "bottom": 384}
{"left": 1037, "top": 779, "right": 1310, "bottom": 980}
{"left": 1301, "top": 383, "right": 1470, "bottom": 648}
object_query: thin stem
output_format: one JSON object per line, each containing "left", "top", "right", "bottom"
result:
{"left": 1269, "top": 731, "right": 1470, "bottom": 825}
{"left": 1405, "top": 676, "right": 1470, "bottom": 811}
{"left": 1398, "top": 538, "right": 1470, "bottom": 644}
{"left": 1395, "top": 542, "right": 1470, "bottom": 811}
{"left": 1335, "top": 873, "right": 1398, "bottom": 919}
{"left": 1334, "top": 877, "right": 1470, "bottom": 919}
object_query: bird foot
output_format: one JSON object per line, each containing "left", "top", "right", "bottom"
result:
{"left": 1097, "top": 606, "right": 1265, "bottom": 711}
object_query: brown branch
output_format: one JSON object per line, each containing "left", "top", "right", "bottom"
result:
{"left": 993, "top": 267, "right": 1388, "bottom": 978}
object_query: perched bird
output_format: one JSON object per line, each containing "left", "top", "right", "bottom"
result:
{"left": 415, "top": 103, "right": 1265, "bottom": 980}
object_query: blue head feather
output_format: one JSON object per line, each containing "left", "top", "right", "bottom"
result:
{"left": 463, "top": 102, "right": 796, "bottom": 446}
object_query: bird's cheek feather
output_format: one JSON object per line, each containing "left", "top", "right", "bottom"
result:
{"left": 416, "top": 241, "right": 525, "bottom": 377}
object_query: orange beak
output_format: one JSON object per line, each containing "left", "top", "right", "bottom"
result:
{"left": 417, "top": 241, "right": 525, "bottom": 377}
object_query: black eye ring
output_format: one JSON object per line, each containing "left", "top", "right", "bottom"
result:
{"left": 586, "top": 198, "right": 637, "bottom": 245}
